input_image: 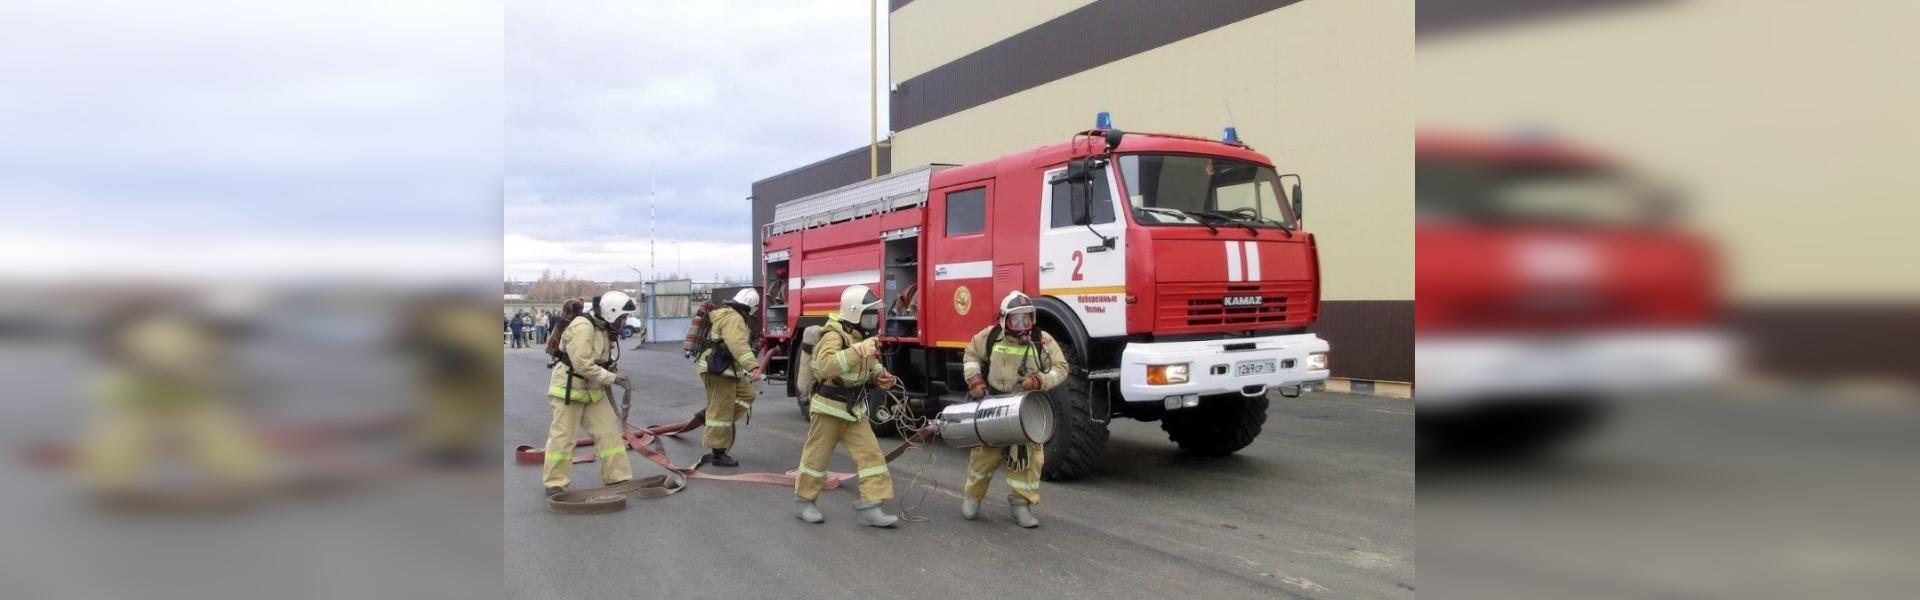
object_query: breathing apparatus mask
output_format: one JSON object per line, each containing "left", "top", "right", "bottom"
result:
{"left": 1000, "top": 291, "right": 1036, "bottom": 340}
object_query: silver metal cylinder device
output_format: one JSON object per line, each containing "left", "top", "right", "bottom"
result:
{"left": 935, "top": 391, "right": 1055, "bottom": 448}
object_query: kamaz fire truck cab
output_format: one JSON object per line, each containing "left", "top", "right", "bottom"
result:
{"left": 760, "top": 115, "right": 1329, "bottom": 480}
{"left": 1415, "top": 131, "right": 1733, "bottom": 457}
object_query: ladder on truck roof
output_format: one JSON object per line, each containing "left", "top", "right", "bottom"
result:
{"left": 763, "top": 164, "right": 955, "bottom": 239}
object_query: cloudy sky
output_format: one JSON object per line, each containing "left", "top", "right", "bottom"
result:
{"left": 0, "top": 1, "right": 502, "bottom": 284}
{"left": 505, "top": 0, "right": 890, "bottom": 283}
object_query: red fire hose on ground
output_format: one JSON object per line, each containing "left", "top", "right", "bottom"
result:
{"left": 515, "top": 383, "right": 933, "bottom": 514}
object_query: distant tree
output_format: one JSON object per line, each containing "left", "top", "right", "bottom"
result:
{"left": 528, "top": 269, "right": 606, "bottom": 302}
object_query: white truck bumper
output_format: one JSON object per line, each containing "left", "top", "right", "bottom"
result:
{"left": 1118, "top": 333, "right": 1330, "bottom": 405}
{"left": 1416, "top": 329, "right": 1736, "bottom": 405}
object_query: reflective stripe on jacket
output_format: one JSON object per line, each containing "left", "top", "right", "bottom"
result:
{"left": 806, "top": 317, "right": 889, "bottom": 422}
{"left": 547, "top": 316, "right": 615, "bottom": 402}
{"left": 694, "top": 306, "right": 759, "bottom": 378}
{"left": 962, "top": 328, "right": 1067, "bottom": 394}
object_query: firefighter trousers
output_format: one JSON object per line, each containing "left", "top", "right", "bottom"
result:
{"left": 540, "top": 394, "right": 632, "bottom": 489}
{"left": 964, "top": 443, "right": 1044, "bottom": 505}
{"left": 81, "top": 401, "right": 269, "bottom": 491}
{"left": 699, "top": 373, "right": 754, "bottom": 449}
{"left": 794, "top": 409, "right": 893, "bottom": 503}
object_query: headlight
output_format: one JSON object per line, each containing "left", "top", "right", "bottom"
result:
{"left": 1146, "top": 363, "right": 1190, "bottom": 385}
{"left": 1307, "top": 352, "right": 1329, "bottom": 371}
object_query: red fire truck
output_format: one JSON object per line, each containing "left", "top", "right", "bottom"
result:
{"left": 1415, "top": 131, "right": 1732, "bottom": 456}
{"left": 759, "top": 116, "right": 1330, "bottom": 480}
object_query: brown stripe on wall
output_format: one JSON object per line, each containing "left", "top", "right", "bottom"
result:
{"left": 749, "top": 145, "right": 891, "bottom": 285}
{"left": 1312, "top": 300, "right": 1414, "bottom": 383}
{"left": 1418, "top": 0, "right": 1670, "bottom": 40}
{"left": 890, "top": 0, "right": 1302, "bottom": 131}
{"left": 1733, "top": 303, "right": 1920, "bottom": 384}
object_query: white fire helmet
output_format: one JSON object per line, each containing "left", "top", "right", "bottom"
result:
{"left": 732, "top": 288, "right": 760, "bottom": 312}
{"left": 1000, "top": 291, "right": 1036, "bottom": 333}
{"left": 596, "top": 291, "right": 637, "bottom": 326}
{"left": 839, "top": 285, "right": 883, "bottom": 332}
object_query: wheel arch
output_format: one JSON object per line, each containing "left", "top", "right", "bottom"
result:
{"left": 1031, "top": 296, "right": 1090, "bottom": 366}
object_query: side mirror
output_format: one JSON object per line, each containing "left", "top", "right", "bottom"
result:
{"left": 1071, "top": 177, "right": 1092, "bottom": 226}
{"left": 1292, "top": 183, "right": 1303, "bottom": 221}
{"left": 1279, "top": 174, "right": 1304, "bottom": 223}
{"left": 1050, "top": 157, "right": 1097, "bottom": 185}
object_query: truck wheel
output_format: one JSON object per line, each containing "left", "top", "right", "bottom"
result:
{"left": 1419, "top": 397, "right": 1604, "bottom": 460}
{"left": 866, "top": 398, "right": 899, "bottom": 438}
{"left": 1160, "top": 393, "right": 1267, "bottom": 456}
{"left": 1041, "top": 333, "right": 1108, "bottom": 481}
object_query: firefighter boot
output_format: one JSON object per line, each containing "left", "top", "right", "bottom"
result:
{"left": 545, "top": 486, "right": 565, "bottom": 497}
{"left": 1010, "top": 498, "right": 1040, "bottom": 528}
{"left": 710, "top": 449, "right": 739, "bottom": 468}
{"left": 853, "top": 500, "right": 898, "bottom": 528}
{"left": 961, "top": 497, "right": 980, "bottom": 520}
{"left": 795, "top": 497, "right": 824, "bottom": 524}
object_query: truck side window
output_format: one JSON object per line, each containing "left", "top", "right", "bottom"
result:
{"left": 946, "top": 187, "right": 987, "bottom": 236}
{"left": 1049, "top": 174, "right": 1115, "bottom": 228}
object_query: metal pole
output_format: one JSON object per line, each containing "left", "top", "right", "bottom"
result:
{"left": 869, "top": 0, "right": 878, "bottom": 179}
{"left": 650, "top": 166, "right": 657, "bottom": 281}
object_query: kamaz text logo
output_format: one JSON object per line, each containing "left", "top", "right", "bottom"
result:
{"left": 1223, "top": 295, "right": 1263, "bottom": 307}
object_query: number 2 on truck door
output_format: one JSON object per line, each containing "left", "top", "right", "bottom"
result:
{"left": 1037, "top": 165, "right": 1128, "bottom": 337}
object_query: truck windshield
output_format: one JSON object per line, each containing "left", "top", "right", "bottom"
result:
{"left": 1417, "top": 161, "right": 1665, "bottom": 226}
{"left": 1119, "top": 154, "right": 1295, "bottom": 230}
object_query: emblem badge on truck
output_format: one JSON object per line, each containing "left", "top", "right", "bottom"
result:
{"left": 1223, "top": 295, "right": 1263, "bottom": 307}
{"left": 954, "top": 285, "right": 972, "bottom": 315}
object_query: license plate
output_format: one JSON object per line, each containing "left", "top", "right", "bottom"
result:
{"left": 1234, "top": 359, "right": 1277, "bottom": 377}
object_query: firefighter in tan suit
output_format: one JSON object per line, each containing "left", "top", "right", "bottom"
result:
{"left": 793, "top": 285, "right": 900, "bottom": 527}
{"left": 960, "top": 291, "right": 1067, "bottom": 528}
{"left": 694, "top": 288, "right": 761, "bottom": 467}
{"left": 539, "top": 291, "right": 636, "bottom": 496}
{"left": 80, "top": 306, "right": 269, "bottom": 496}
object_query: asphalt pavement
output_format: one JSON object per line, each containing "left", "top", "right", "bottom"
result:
{"left": 504, "top": 343, "right": 1415, "bottom": 599}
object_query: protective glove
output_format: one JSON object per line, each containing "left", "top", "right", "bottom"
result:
{"left": 847, "top": 337, "right": 880, "bottom": 360}
{"left": 874, "top": 370, "right": 896, "bottom": 390}
{"left": 1020, "top": 373, "right": 1043, "bottom": 391}
{"left": 966, "top": 375, "right": 987, "bottom": 399}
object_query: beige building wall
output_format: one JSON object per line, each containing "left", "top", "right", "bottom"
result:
{"left": 1419, "top": 1, "right": 1920, "bottom": 301}
{"left": 890, "top": 0, "right": 1414, "bottom": 302}
{"left": 890, "top": 0, "right": 1099, "bottom": 82}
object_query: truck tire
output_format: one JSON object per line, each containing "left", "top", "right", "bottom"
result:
{"left": 1160, "top": 393, "right": 1267, "bottom": 456}
{"left": 1419, "top": 396, "right": 1604, "bottom": 460}
{"left": 866, "top": 397, "right": 899, "bottom": 438}
{"left": 1041, "top": 332, "right": 1108, "bottom": 481}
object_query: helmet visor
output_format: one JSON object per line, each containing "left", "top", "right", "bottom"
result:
{"left": 1005, "top": 310, "right": 1035, "bottom": 332}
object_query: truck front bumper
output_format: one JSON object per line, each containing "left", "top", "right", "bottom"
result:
{"left": 1118, "top": 333, "right": 1330, "bottom": 404}
{"left": 1416, "top": 329, "right": 1735, "bottom": 405}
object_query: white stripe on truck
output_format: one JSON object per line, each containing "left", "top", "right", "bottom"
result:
{"left": 1224, "top": 240, "right": 1242, "bottom": 282}
{"left": 933, "top": 260, "right": 993, "bottom": 281}
{"left": 799, "top": 270, "right": 880, "bottom": 289}
{"left": 1243, "top": 240, "right": 1261, "bottom": 281}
